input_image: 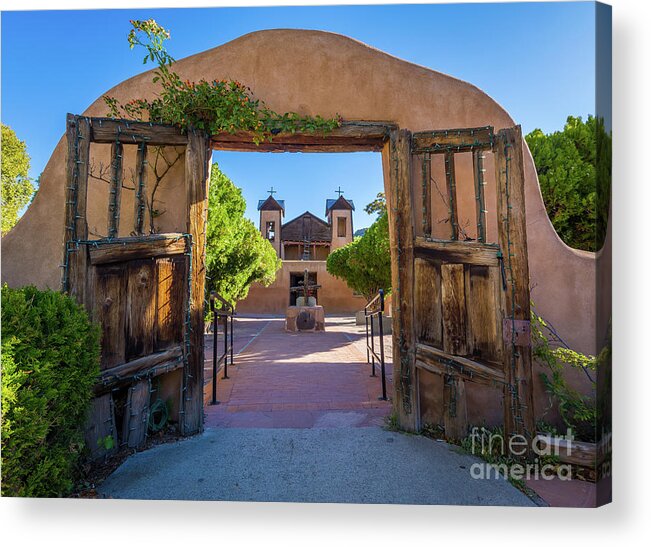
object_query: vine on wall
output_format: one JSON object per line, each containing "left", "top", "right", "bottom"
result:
{"left": 104, "top": 19, "right": 341, "bottom": 143}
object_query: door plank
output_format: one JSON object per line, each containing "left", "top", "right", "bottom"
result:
{"left": 414, "top": 258, "right": 442, "bottom": 348}
{"left": 125, "top": 259, "right": 156, "bottom": 361}
{"left": 443, "top": 375, "right": 468, "bottom": 441}
{"left": 84, "top": 393, "right": 117, "bottom": 461}
{"left": 93, "top": 264, "right": 126, "bottom": 369}
{"left": 465, "top": 265, "right": 502, "bottom": 363}
{"left": 155, "top": 257, "right": 186, "bottom": 350}
{"left": 122, "top": 379, "right": 150, "bottom": 449}
{"left": 441, "top": 263, "right": 467, "bottom": 355}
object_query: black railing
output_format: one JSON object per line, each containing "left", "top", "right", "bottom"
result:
{"left": 209, "top": 292, "right": 234, "bottom": 406}
{"left": 364, "top": 289, "right": 387, "bottom": 401}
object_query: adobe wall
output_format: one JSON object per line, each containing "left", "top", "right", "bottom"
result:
{"left": 1, "top": 29, "right": 602, "bottom": 426}
{"left": 236, "top": 260, "right": 366, "bottom": 315}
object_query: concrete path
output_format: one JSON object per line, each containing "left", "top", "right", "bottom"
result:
{"left": 99, "top": 427, "right": 536, "bottom": 505}
{"left": 100, "top": 315, "right": 536, "bottom": 506}
{"left": 204, "top": 317, "right": 392, "bottom": 428}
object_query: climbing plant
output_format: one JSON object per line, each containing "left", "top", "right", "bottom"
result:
{"left": 531, "top": 304, "right": 601, "bottom": 442}
{"left": 104, "top": 19, "right": 341, "bottom": 144}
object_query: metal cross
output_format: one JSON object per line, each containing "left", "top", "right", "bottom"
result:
{"left": 335, "top": 186, "right": 344, "bottom": 197}
{"left": 268, "top": 186, "right": 277, "bottom": 196}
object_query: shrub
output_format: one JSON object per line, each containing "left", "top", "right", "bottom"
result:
{"left": 1, "top": 285, "right": 100, "bottom": 497}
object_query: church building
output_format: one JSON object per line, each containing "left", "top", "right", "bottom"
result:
{"left": 235, "top": 189, "right": 366, "bottom": 314}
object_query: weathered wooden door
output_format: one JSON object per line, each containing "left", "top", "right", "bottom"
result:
{"left": 386, "top": 126, "right": 535, "bottom": 443}
{"left": 62, "top": 115, "right": 211, "bottom": 459}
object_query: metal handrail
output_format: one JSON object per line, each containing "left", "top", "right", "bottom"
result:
{"left": 209, "top": 291, "right": 235, "bottom": 406}
{"left": 364, "top": 289, "right": 387, "bottom": 400}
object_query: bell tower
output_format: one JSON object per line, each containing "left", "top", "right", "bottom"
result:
{"left": 258, "top": 187, "right": 284, "bottom": 257}
{"left": 325, "top": 187, "right": 355, "bottom": 251}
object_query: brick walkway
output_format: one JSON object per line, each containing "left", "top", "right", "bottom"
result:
{"left": 204, "top": 316, "right": 393, "bottom": 428}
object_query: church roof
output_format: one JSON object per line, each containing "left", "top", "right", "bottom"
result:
{"left": 257, "top": 196, "right": 285, "bottom": 212}
{"left": 325, "top": 196, "right": 355, "bottom": 216}
{"left": 282, "top": 211, "right": 332, "bottom": 242}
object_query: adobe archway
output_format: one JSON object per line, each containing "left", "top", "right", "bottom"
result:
{"left": 2, "top": 29, "right": 599, "bottom": 435}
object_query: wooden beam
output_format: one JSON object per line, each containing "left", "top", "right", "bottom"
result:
{"left": 88, "top": 234, "right": 188, "bottom": 265}
{"left": 421, "top": 152, "right": 432, "bottom": 238}
{"left": 444, "top": 151, "right": 459, "bottom": 240}
{"left": 63, "top": 114, "right": 91, "bottom": 305}
{"left": 473, "top": 149, "right": 487, "bottom": 243}
{"left": 107, "top": 141, "right": 123, "bottom": 238}
{"left": 414, "top": 237, "right": 500, "bottom": 267}
{"left": 412, "top": 126, "right": 494, "bottom": 153}
{"left": 182, "top": 130, "right": 211, "bottom": 436}
{"left": 89, "top": 118, "right": 188, "bottom": 145}
{"left": 211, "top": 121, "right": 395, "bottom": 152}
{"left": 386, "top": 128, "right": 417, "bottom": 430}
{"left": 134, "top": 142, "right": 148, "bottom": 235}
{"left": 415, "top": 343, "right": 505, "bottom": 386}
{"left": 494, "top": 125, "right": 535, "bottom": 443}
{"left": 95, "top": 345, "right": 183, "bottom": 392}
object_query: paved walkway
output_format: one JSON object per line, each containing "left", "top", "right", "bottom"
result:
{"left": 204, "top": 316, "right": 393, "bottom": 428}
{"left": 98, "top": 314, "right": 537, "bottom": 506}
{"left": 99, "top": 427, "right": 536, "bottom": 505}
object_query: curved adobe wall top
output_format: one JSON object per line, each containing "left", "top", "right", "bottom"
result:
{"left": 1, "top": 29, "right": 597, "bottom": 355}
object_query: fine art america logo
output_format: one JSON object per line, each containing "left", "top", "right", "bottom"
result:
{"left": 467, "top": 427, "right": 584, "bottom": 482}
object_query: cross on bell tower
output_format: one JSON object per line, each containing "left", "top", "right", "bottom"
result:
{"left": 268, "top": 186, "right": 277, "bottom": 197}
{"left": 335, "top": 186, "right": 344, "bottom": 197}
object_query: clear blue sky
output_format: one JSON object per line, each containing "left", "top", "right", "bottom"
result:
{"left": 1, "top": 2, "right": 597, "bottom": 230}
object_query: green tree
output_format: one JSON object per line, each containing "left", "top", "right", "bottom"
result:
{"left": 1, "top": 124, "right": 35, "bottom": 234}
{"left": 205, "top": 164, "right": 281, "bottom": 307}
{"left": 327, "top": 212, "right": 391, "bottom": 301}
{"left": 364, "top": 192, "right": 386, "bottom": 218}
{"left": 525, "top": 115, "right": 611, "bottom": 251}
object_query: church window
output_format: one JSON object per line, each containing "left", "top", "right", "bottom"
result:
{"left": 266, "top": 221, "right": 275, "bottom": 242}
{"left": 337, "top": 216, "right": 347, "bottom": 237}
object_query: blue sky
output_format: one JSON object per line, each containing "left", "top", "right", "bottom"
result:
{"left": 1, "top": 2, "right": 597, "bottom": 229}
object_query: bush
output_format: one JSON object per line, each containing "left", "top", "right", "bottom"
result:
{"left": 1, "top": 285, "right": 100, "bottom": 497}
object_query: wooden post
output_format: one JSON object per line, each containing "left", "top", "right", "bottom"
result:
{"left": 421, "top": 152, "right": 432, "bottom": 238}
{"left": 63, "top": 114, "right": 91, "bottom": 305}
{"left": 134, "top": 142, "right": 148, "bottom": 235}
{"left": 385, "top": 129, "right": 417, "bottom": 431}
{"left": 493, "top": 126, "right": 535, "bottom": 445}
{"left": 473, "top": 149, "right": 487, "bottom": 242}
{"left": 182, "top": 130, "right": 212, "bottom": 436}
{"left": 444, "top": 150, "right": 459, "bottom": 240}
{"left": 108, "top": 141, "right": 124, "bottom": 238}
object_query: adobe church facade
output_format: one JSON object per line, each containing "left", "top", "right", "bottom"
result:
{"left": 236, "top": 191, "right": 366, "bottom": 314}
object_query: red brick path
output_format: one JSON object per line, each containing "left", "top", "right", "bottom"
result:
{"left": 204, "top": 317, "right": 393, "bottom": 428}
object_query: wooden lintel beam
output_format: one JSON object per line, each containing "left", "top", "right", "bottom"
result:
{"left": 89, "top": 118, "right": 188, "bottom": 145}
{"left": 211, "top": 122, "right": 395, "bottom": 152}
{"left": 412, "top": 126, "right": 494, "bottom": 153}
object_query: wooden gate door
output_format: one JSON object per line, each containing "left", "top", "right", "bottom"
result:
{"left": 62, "top": 115, "right": 211, "bottom": 458}
{"left": 387, "top": 126, "right": 535, "bottom": 443}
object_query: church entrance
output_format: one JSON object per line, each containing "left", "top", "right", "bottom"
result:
{"left": 289, "top": 271, "right": 318, "bottom": 306}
